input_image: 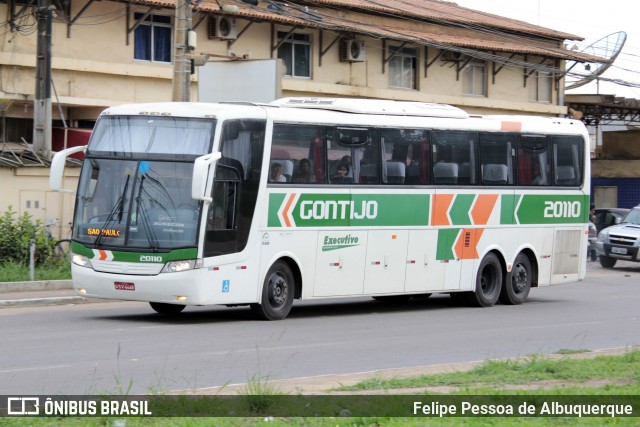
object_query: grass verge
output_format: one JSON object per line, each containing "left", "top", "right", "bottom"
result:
{"left": 0, "top": 260, "right": 71, "bottom": 282}
{"left": 1, "top": 350, "right": 638, "bottom": 426}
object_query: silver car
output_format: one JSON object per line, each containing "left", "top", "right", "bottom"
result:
{"left": 595, "top": 205, "right": 640, "bottom": 268}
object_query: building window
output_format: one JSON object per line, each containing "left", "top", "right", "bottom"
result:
{"left": 134, "top": 13, "right": 172, "bottom": 63}
{"left": 530, "top": 71, "right": 552, "bottom": 103}
{"left": 277, "top": 32, "right": 311, "bottom": 78}
{"left": 463, "top": 60, "right": 487, "bottom": 96}
{"left": 388, "top": 46, "right": 417, "bottom": 89}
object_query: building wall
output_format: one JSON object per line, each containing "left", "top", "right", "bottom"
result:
{"left": 0, "top": 2, "right": 572, "bottom": 229}
{"left": 0, "top": 167, "right": 80, "bottom": 240}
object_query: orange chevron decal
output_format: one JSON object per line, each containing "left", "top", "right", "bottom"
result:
{"left": 471, "top": 194, "right": 498, "bottom": 225}
{"left": 454, "top": 228, "right": 485, "bottom": 260}
{"left": 99, "top": 249, "right": 108, "bottom": 261}
{"left": 282, "top": 193, "right": 296, "bottom": 228}
{"left": 432, "top": 194, "right": 454, "bottom": 226}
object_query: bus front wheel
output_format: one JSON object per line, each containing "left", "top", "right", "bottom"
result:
{"left": 499, "top": 253, "right": 531, "bottom": 305}
{"left": 251, "top": 261, "right": 295, "bottom": 320}
{"left": 465, "top": 253, "right": 502, "bottom": 307}
{"left": 149, "top": 302, "right": 186, "bottom": 315}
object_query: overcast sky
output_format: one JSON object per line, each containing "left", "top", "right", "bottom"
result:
{"left": 453, "top": 0, "right": 640, "bottom": 99}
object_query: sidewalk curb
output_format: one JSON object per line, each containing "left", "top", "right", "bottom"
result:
{"left": 0, "top": 296, "right": 90, "bottom": 308}
{"left": 0, "top": 280, "right": 73, "bottom": 293}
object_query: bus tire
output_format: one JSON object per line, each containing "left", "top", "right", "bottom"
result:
{"left": 149, "top": 302, "right": 185, "bottom": 315}
{"left": 251, "top": 261, "right": 295, "bottom": 320}
{"left": 599, "top": 256, "right": 617, "bottom": 269}
{"left": 500, "top": 253, "right": 531, "bottom": 305}
{"left": 465, "top": 253, "right": 502, "bottom": 307}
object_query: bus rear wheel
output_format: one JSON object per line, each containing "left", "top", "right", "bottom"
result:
{"left": 149, "top": 302, "right": 186, "bottom": 315}
{"left": 500, "top": 253, "right": 531, "bottom": 305}
{"left": 465, "top": 253, "right": 502, "bottom": 307}
{"left": 251, "top": 261, "right": 295, "bottom": 320}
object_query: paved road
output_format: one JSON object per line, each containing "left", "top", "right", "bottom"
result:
{"left": 0, "top": 262, "right": 639, "bottom": 395}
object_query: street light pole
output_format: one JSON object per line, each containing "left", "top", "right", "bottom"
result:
{"left": 33, "top": 0, "right": 52, "bottom": 159}
{"left": 172, "top": 0, "right": 192, "bottom": 102}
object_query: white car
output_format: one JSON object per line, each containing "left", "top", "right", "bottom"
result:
{"left": 595, "top": 205, "right": 640, "bottom": 268}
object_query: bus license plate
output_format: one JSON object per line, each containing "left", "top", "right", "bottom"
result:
{"left": 114, "top": 282, "right": 135, "bottom": 291}
{"left": 611, "top": 247, "right": 627, "bottom": 255}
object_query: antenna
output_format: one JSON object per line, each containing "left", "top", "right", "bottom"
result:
{"left": 565, "top": 31, "right": 627, "bottom": 90}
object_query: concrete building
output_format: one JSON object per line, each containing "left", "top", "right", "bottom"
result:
{"left": 0, "top": 0, "right": 601, "bottom": 237}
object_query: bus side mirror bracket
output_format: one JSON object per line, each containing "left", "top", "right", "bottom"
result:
{"left": 50, "top": 146, "right": 88, "bottom": 193}
{"left": 192, "top": 152, "right": 222, "bottom": 202}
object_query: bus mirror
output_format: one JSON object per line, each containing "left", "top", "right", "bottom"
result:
{"left": 50, "top": 145, "right": 87, "bottom": 193}
{"left": 192, "top": 152, "right": 222, "bottom": 202}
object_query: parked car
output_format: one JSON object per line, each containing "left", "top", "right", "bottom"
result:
{"left": 595, "top": 205, "right": 640, "bottom": 268}
{"left": 592, "top": 208, "right": 629, "bottom": 233}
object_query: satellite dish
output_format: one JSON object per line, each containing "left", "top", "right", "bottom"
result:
{"left": 565, "top": 31, "right": 626, "bottom": 90}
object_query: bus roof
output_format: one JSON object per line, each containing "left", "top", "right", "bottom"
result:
{"left": 271, "top": 97, "right": 469, "bottom": 119}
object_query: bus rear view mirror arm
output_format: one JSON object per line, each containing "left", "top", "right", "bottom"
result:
{"left": 192, "top": 152, "right": 222, "bottom": 202}
{"left": 50, "top": 145, "right": 88, "bottom": 193}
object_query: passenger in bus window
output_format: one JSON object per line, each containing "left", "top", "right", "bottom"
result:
{"left": 269, "top": 162, "right": 286, "bottom": 183}
{"left": 292, "top": 158, "right": 314, "bottom": 183}
{"left": 340, "top": 155, "right": 353, "bottom": 175}
{"left": 332, "top": 164, "right": 351, "bottom": 183}
{"left": 530, "top": 162, "right": 546, "bottom": 185}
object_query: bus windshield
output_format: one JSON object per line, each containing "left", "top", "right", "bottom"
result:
{"left": 74, "top": 159, "right": 201, "bottom": 250}
{"left": 89, "top": 115, "right": 214, "bottom": 159}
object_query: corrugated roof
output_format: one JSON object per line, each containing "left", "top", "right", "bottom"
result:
{"left": 298, "top": 0, "right": 583, "bottom": 41}
{"left": 125, "top": 0, "right": 602, "bottom": 62}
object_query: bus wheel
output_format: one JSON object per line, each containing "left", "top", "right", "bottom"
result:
{"left": 500, "top": 253, "right": 531, "bottom": 305}
{"left": 149, "top": 302, "right": 185, "bottom": 315}
{"left": 599, "top": 256, "right": 617, "bottom": 269}
{"left": 251, "top": 261, "right": 294, "bottom": 320}
{"left": 466, "top": 253, "right": 502, "bottom": 307}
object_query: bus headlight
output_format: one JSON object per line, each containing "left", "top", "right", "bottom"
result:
{"left": 162, "top": 259, "right": 202, "bottom": 273}
{"left": 72, "top": 253, "right": 91, "bottom": 268}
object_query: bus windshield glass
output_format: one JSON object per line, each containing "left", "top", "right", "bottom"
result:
{"left": 88, "top": 115, "right": 215, "bottom": 159}
{"left": 74, "top": 159, "right": 201, "bottom": 250}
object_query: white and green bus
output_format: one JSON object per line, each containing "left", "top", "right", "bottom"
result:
{"left": 50, "top": 98, "right": 590, "bottom": 320}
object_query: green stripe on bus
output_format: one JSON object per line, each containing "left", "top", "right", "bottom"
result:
{"left": 515, "top": 194, "right": 589, "bottom": 224}
{"left": 267, "top": 193, "right": 286, "bottom": 227}
{"left": 449, "top": 194, "right": 475, "bottom": 225}
{"left": 500, "top": 194, "right": 519, "bottom": 225}
{"left": 71, "top": 242, "right": 197, "bottom": 262}
{"left": 436, "top": 228, "right": 459, "bottom": 261}
{"left": 269, "top": 193, "right": 430, "bottom": 227}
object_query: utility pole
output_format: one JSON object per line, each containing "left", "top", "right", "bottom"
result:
{"left": 33, "top": 0, "right": 52, "bottom": 159}
{"left": 172, "top": 0, "right": 193, "bottom": 102}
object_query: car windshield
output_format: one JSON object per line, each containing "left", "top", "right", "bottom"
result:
{"left": 622, "top": 208, "right": 640, "bottom": 225}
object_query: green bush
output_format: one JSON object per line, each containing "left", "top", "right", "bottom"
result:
{"left": 0, "top": 206, "right": 55, "bottom": 266}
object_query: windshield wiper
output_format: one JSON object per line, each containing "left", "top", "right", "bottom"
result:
{"left": 94, "top": 175, "right": 130, "bottom": 248}
{"left": 135, "top": 175, "right": 159, "bottom": 251}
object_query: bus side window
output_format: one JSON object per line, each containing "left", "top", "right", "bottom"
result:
{"left": 479, "top": 133, "right": 514, "bottom": 185}
{"left": 552, "top": 136, "right": 583, "bottom": 186}
{"left": 432, "top": 131, "right": 476, "bottom": 185}
{"left": 271, "top": 124, "right": 325, "bottom": 184}
{"left": 518, "top": 135, "right": 549, "bottom": 186}
{"left": 381, "top": 128, "right": 427, "bottom": 185}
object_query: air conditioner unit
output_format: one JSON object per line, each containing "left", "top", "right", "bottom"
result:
{"left": 339, "top": 39, "right": 366, "bottom": 62}
{"left": 208, "top": 16, "right": 237, "bottom": 40}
